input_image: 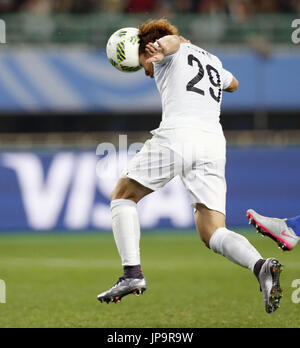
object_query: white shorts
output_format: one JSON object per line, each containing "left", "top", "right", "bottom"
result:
{"left": 124, "top": 128, "right": 227, "bottom": 215}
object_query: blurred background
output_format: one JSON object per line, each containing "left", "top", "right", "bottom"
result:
{"left": 0, "top": 0, "right": 299, "bottom": 232}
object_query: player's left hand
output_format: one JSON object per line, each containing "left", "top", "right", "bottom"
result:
{"left": 145, "top": 41, "right": 165, "bottom": 64}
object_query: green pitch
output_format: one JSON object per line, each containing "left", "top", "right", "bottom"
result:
{"left": 0, "top": 230, "right": 299, "bottom": 328}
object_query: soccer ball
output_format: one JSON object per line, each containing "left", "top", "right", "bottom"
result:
{"left": 106, "top": 27, "right": 142, "bottom": 73}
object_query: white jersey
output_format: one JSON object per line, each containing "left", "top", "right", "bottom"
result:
{"left": 153, "top": 43, "right": 233, "bottom": 134}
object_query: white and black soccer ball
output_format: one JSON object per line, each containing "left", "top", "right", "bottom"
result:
{"left": 106, "top": 27, "right": 142, "bottom": 73}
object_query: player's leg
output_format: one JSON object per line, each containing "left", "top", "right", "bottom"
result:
{"left": 180, "top": 136, "right": 265, "bottom": 272}
{"left": 194, "top": 204, "right": 263, "bottom": 271}
{"left": 180, "top": 127, "right": 283, "bottom": 313}
{"left": 98, "top": 136, "right": 180, "bottom": 303}
{"left": 109, "top": 140, "right": 175, "bottom": 275}
{"left": 111, "top": 177, "right": 153, "bottom": 203}
{"left": 194, "top": 205, "right": 283, "bottom": 314}
{"left": 98, "top": 177, "right": 152, "bottom": 303}
{"left": 247, "top": 209, "right": 300, "bottom": 251}
{"left": 110, "top": 177, "right": 152, "bottom": 276}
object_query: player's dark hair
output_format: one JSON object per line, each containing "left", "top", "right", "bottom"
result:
{"left": 138, "top": 18, "right": 179, "bottom": 55}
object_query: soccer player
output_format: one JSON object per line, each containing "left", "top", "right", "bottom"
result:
{"left": 98, "top": 19, "right": 283, "bottom": 313}
{"left": 247, "top": 209, "right": 300, "bottom": 251}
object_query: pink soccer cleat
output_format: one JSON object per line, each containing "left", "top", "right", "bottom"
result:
{"left": 247, "top": 209, "right": 299, "bottom": 251}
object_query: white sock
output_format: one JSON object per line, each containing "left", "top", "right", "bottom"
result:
{"left": 209, "top": 227, "right": 262, "bottom": 271}
{"left": 111, "top": 199, "right": 141, "bottom": 266}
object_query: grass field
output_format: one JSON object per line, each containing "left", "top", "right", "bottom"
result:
{"left": 0, "top": 230, "right": 299, "bottom": 328}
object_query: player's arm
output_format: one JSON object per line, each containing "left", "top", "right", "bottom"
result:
{"left": 145, "top": 35, "right": 180, "bottom": 64}
{"left": 224, "top": 76, "right": 239, "bottom": 93}
{"left": 222, "top": 67, "right": 239, "bottom": 93}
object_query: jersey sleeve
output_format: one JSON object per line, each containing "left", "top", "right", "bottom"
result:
{"left": 157, "top": 52, "right": 177, "bottom": 65}
{"left": 222, "top": 68, "right": 234, "bottom": 90}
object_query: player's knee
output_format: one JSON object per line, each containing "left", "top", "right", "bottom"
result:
{"left": 110, "top": 181, "right": 139, "bottom": 203}
{"left": 110, "top": 177, "right": 152, "bottom": 203}
{"left": 110, "top": 189, "right": 136, "bottom": 202}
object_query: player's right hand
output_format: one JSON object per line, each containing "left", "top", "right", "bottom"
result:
{"left": 145, "top": 41, "right": 165, "bottom": 64}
